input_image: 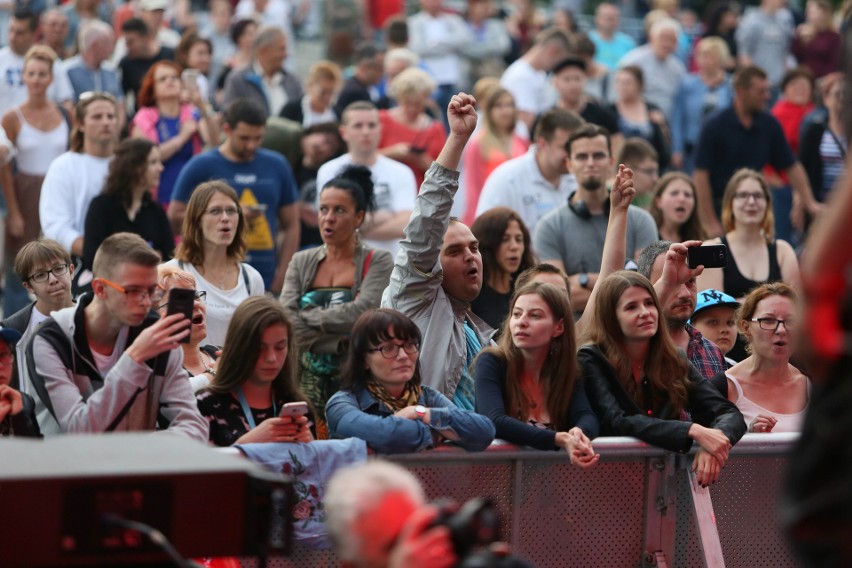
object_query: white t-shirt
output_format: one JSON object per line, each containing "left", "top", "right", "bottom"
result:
{"left": 163, "top": 259, "right": 264, "bottom": 348}
{"left": 40, "top": 152, "right": 113, "bottom": 253}
{"left": 0, "top": 46, "right": 74, "bottom": 115}
{"left": 316, "top": 154, "right": 417, "bottom": 256}
{"left": 500, "top": 59, "right": 549, "bottom": 117}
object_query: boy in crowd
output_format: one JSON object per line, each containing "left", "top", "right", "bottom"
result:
{"left": 690, "top": 289, "right": 740, "bottom": 366}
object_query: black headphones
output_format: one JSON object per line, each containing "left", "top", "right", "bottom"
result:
{"left": 567, "top": 195, "right": 611, "bottom": 220}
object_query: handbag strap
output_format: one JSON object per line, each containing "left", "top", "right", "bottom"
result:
{"left": 361, "top": 249, "right": 375, "bottom": 279}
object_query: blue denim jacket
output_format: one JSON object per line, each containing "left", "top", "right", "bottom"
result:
{"left": 325, "top": 385, "right": 495, "bottom": 454}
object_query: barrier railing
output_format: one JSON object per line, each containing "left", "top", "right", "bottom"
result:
{"left": 255, "top": 433, "right": 799, "bottom": 568}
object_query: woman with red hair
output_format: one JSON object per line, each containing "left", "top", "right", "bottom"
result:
{"left": 131, "top": 60, "right": 219, "bottom": 205}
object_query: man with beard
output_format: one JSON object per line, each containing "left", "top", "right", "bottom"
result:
{"left": 637, "top": 239, "right": 727, "bottom": 380}
{"left": 534, "top": 123, "right": 657, "bottom": 312}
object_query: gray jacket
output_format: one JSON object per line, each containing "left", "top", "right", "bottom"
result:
{"left": 381, "top": 163, "right": 493, "bottom": 399}
{"left": 24, "top": 295, "right": 208, "bottom": 440}
{"left": 281, "top": 242, "right": 393, "bottom": 354}
{"left": 221, "top": 66, "right": 304, "bottom": 116}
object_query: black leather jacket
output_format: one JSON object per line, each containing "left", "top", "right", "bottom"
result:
{"left": 578, "top": 345, "right": 746, "bottom": 453}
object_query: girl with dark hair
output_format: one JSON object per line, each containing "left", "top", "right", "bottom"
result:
{"left": 474, "top": 281, "right": 599, "bottom": 464}
{"left": 280, "top": 165, "right": 393, "bottom": 438}
{"left": 579, "top": 271, "right": 746, "bottom": 487}
{"left": 470, "top": 206, "right": 536, "bottom": 330}
{"left": 649, "top": 172, "right": 707, "bottom": 243}
{"left": 326, "top": 308, "right": 495, "bottom": 453}
{"left": 164, "top": 180, "right": 264, "bottom": 346}
{"left": 197, "top": 296, "right": 314, "bottom": 447}
{"left": 83, "top": 138, "right": 173, "bottom": 273}
{"left": 130, "top": 60, "right": 219, "bottom": 205}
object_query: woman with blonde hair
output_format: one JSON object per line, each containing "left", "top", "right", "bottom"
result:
{"left": 697, "top": 168, "right": 801, "bottom": 299}
{"left": 280, "top": 60, "right": 342, "bottom": 126}
{"left": 378, "top": 67, "right": 447, "bottom": 187}
{"left": 462, "top": 87, "right": 528, "bottom": 225}
{"left": 0, "top": 45, "right": 70, "bottom": 315}
{"left": 164, "top": 181, "right": 264, "bottom": 346}
{"left": 580, "top": 271, "right": 746, "bottom": 487}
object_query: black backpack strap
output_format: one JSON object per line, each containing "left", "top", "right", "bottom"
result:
{"left": 25, "top": 318, "right": 69, "bottom": 423}
{"left": 241, "top": 263, "right": 251, "bottom": 294}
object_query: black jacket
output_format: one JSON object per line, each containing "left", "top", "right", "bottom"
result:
{"left": 1, "top": 302, "right": 36, "bottom": 391}
{"left": 578, "top": 345, "right": 746, "bottom": 453}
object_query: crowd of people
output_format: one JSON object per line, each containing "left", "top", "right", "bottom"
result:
{"left": 0, "top": 0, "right": 837, "bottom": 561}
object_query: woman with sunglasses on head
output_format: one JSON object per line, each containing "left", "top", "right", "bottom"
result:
{"left": 714, "top": 282, "right": 809, "bottom": 433}
{"left": 83, "top": 138, "right": 173, "bottom": 275}
{"left": 155, "top": 266, "right": 217, "bottom": 391}
{"left": 326, "top": 309, "right": 495, "bottom": 454}
{"left": 579, "top": 271, "right": 746, "bottom": 487}
{"left": 197, "top": 296, "right": 315, "bottom": 447}
{"left": 164, "top": 181, "right": 264, "bottom": 347}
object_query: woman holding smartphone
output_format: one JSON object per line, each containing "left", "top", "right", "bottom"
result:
{"left": 326, "top": 309, "right": 495, "bottom": 454}
{"left": 197, "top": 296, "right": 315, "bottom": 447}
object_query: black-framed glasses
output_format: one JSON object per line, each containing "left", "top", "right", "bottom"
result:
{"left": 99, "top": 278, "right": 165, "bottom": 304}
{"left": 750, "top": 317, "right": 796, "bottom": 332}
{"left": 154, "top": 290, "right": 207, "bottom": 311}
{"left": 369, "top": 341, "right": 420, "bottom": 359}
{"left": 27, "top": 263, "right": 70, "bottom": 283}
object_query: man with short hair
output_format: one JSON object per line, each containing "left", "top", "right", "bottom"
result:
{"left": 316, "top": 101, "right": 416, "bottom": 256}
{"left": 335, "top": 43, "right": 386, "bottom": 116}
{"left": 693, "top": 65, "right": 818, "bottom": 236}
{"left": 637, "top": 240, "right": 727, "bottom": 379}
{"left": 168, "top": 99, "right": 300, "bottom": 294}
{"left": 551, "top": 57, "right": 620, "bottom": 140}
{"left": 40, "top": 93, "right": 118, "bottom": 265}
{"left": 222, "top": 25, "right": 304, "bottom": 117}
{"left": 736, "top": 0, "right": 794, "bottom": 90}
{"left": 382, "top": 92, "right": 490, "bottom": 405}
{"left": 2, "top": 239, "right": 75, "bottom": 392}
{"left": 63, "top": 20, "right": 124, "bottom": 105}
{"left": 0, "top": 9, "right": 73, "bottom": 115}
{"left": 616, "top": 137, "right": 659, "bottom": 208}
{"left": 534, "top": 123, "right": 657, "bottom": 311}
{"left": 619, "top": 18, "right": 686, "bottom": 120}
{"left": 589, "top": 2, "right": 636, "bottom": 70}
{"left": 473, "top": 108, "right": 583, "bottom": 231}
{"left": 25, "top": 233, "right": 208, "bottom": 439}
{"left": 499, "top": 27, "right": 572, "bottom": 133}
{"left": 39, "top": 9, "right": 70, "bottom": 59}
{"left": 117, "top": 17, "right": 175, "bottom": 111}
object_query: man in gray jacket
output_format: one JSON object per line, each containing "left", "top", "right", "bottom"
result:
{"left": 25, "top": 233, "right": 208, "bottom": 440}
{"left": 381, "top": 92, "right": 490, "bottom": 409}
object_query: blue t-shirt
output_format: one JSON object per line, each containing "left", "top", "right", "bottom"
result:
{"left": 157, "top": 114, "right": 197, "bottom": 205}
{"left": 172, "top": 148, "right": 299, "bottom": 290}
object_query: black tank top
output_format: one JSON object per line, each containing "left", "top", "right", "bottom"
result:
{"left": 720, "top": 236, "right": 782, "bottom": 299}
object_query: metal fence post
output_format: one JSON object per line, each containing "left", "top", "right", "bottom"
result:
{"left": 643, "top": 453, "right": 677, "bottom": 567}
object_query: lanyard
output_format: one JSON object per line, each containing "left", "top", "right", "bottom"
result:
{"left": 236, "top": 387, "right": 277, "bottom": 430}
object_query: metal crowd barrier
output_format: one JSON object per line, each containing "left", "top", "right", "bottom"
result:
{"left": 254, "top": 433, "right": 798, "bottom": 568}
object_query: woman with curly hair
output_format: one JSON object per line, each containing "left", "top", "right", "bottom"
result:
{"left": 83, "top": 138, "right": 172, "bottom": 273}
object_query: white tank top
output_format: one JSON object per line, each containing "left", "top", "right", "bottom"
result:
{"left": 13, "top": 107, "right": 69, "bottom": 176}
{"left": 727, "top": 373, "right": 811, "bottom": 433}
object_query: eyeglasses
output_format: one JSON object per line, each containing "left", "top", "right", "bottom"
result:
{"left": 750, "top": 317, "right": 796, "bottom": 332}
{"left": 733, "top": 192, "right": 767, "bottom": 202}
{"left": 204, "top": 207, "right": 240, "bottom": 217}
{"left": 0, "top": 350, "right": 14, "bottom": 366}
{"left": 369, "top": 341, "right": 420, "bottom": 359}
{"left": 27, "top": 263, "right": 70, "bottom": 283}
{"left": 98, "top": 278, "right": 165, "bottom": 304}
{"left": 154, "top": 290, "right": 207, "bottom": 311}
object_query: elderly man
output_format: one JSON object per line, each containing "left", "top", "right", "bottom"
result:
{"left": 619, "top": 18, "right": 686, "bottom": 120}
{"left": 222, "top": 25, "right": 304, "bottom": 116}
{"left": 63, "top": 20, "right": 123, "bottom": 107}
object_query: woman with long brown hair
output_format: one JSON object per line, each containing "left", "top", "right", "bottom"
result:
{"left": 649, "top": 172, "right": 707, "bottom": 243}
{"left": 197, "top": 296, "right": 314, "bottom": 447}
{"left": 580, "top": 271, "right": 746, "bottom": 486}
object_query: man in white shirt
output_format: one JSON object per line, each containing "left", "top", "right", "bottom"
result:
{"left": 39, "top": 93, "right": 118, "bottom": 288}
{"left": 475, "top": 108, "right": 583, "bottom": 234}
{"left": 499, "top": 27, "right": 572, "bottom": 135}
{"left": 316, "top": 101, "right": 416, "bottom": 256}
{"left": 0, "top": 9, "right": 73, "bottom": 115}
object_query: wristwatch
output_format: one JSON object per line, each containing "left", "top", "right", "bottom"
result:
{"left": 578, "top": 272, "right": 590, "bottom": 289}
{"left": 414, "top": 405, "right": 427, "bottom": 422}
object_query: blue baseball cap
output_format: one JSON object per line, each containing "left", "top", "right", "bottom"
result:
{"left": 0, "top": 326, "right": 22, "bottom": 346}
{"left": 690, "top": 289, "right": 739, "bottom": 324}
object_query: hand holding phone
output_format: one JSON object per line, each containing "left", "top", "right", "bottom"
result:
{"left": 166, "top": 288, "right": 195, "bottom": 344}
{"left": 280, "top": 401, "right": 309, "bottom": 419}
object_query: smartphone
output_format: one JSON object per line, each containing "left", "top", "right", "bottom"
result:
{"left": 687, "top": 244, "right": 728, "bottom": 269}
{"left": 280, "top": 401, "right": 309, "bottom": 419}
{"left": 181, "top": 68, "right": 199, "bottom": 91}
{"left": 166, "top": 288, "right": 195, "bottom": 344}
